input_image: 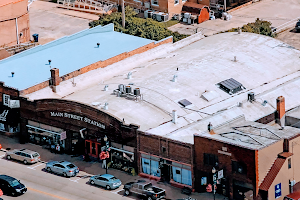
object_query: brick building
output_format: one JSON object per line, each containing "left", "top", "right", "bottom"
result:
{"left": 0, "top": 0, "right": 30, "bottom": 46}
{"left": 1, "top": 29, "right": 300, "bottom": 199}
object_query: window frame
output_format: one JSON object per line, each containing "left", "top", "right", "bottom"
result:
{"left": 151, "top": 0, "right": 159, "bottom": 6}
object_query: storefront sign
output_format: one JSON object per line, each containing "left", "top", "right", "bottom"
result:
{"left": 50, "top": 112, "right": 105, "bottom": 129}
{"left": 60, "top": 131, "right": 67, "bottom": 140}
{"left": 201, "top": 177, "right": 207, "bottom": 185}
{"left": 217, "top": 150, "right": 232, "bottom": 156}
{"left": 275, "top": 183, "right": 281, "bottom": 199}
{"left": 218, "top": 169, "right": 223, "bottom": 179}
{"left": 0, "top": 110, "right": 8, "bottom": 122}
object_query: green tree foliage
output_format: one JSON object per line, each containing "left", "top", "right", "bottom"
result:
{"left": 227, "top": 18, "right": 275, "bottom": 37}
{"left": 89, "top": 7, "right": 189, "bottom": 42}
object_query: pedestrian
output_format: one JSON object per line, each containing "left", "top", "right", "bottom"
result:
{"left": 56, "top": 144, "right": 60, "bottom": 154}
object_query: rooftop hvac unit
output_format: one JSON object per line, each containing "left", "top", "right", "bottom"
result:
{"left": 156, "top": 12, "right": 163, "bottom": 22}
{"left": 184, "top": 12, "right": 191, "bottom": 19}
{"left": 144, "top": 2, "right": 150, "bottom": 8}
{"left": 144, "top": 10, "right": 153, "bottom": 18}
{"left": 134, "top": 9, "right": 140, "bottom": 14}
{"left": 161, "top": 13, "right": 169, "bottom": 22}
{"left": 187, "top": 18, "right": 192, "bottom": 24}
{"left": 152, "top": 11, "right": 160, "bottom": 20}
{"left": 183, "top": 17, "right": 188, "bottom": 23}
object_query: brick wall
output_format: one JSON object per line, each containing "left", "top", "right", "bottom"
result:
{"left": 19, "top": 98, "right": 139, "bottom": 147}
{"left": 20, "top": 37, "right": 173, "bottom": 95}
{"left": 194, "top": 135, "right": 257, "bottom": 199}
{"left": 138, "top": 132, "right": 193, "bottom": 164}
{"left": 255, "top": 112, "right": 276, "bottom": 124}
{"left": 0, "top": 82, "right": 19, "bottom": 103}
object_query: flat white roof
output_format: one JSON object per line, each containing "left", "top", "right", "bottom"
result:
{"left": 25, "top": 32, "right": 300, "bottom": 145}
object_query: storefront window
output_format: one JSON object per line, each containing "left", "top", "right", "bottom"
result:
{"left": 27, "top": 121, "right": 65, "bottom": 148}
{"left": 172, "top": 165, "right": 192, "bottom": 186}
{"left": 141, "top": 156, "right": 160, "bottom": 177}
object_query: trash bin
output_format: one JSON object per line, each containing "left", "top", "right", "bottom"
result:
{"left": 32, "top": 34, "right": 39, "bottom": 42}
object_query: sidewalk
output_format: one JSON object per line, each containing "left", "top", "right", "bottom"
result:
{"left": 0, "top": 134, "right": 225, "bottom": 200}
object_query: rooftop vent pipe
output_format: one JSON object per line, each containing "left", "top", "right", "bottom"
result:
{"left": 48, "top": 60, "right": 51, "bottom": 65}
{"left": 104, "top": 102, "right": 109, "bottom": 110}
{"left": 172, "top": 75, "right": 178, "bottom": 82}
{"left": 11, "top": 72, "right": 14, "bottom": 77}
{"left": 97, "top": 43, "right": 100, "bottom": 48}
{"left": 208, "top": 122, "right": 213, "bottom": 131}
{"left": 104, "top": 85, "right": 108, "bottom": 91}
{"left": 238, "top": 27, "right": 241, "bottom": 34}
{"left": 172, "top": 110, "right": 177, "bottom": 124}
{"left": 234, "top": 56, "right": 237, "bottom": 62}
{"left": 127, "top": 72, "right": 132, "bottom": 79}
{"left": 248, "top": 92, "right": 255, "bottom": 102}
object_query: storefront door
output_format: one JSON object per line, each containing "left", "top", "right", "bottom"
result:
{"left": 161, "top": 164, "right": 170, "bottom": 182}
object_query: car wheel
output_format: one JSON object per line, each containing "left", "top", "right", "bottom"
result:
{"left": 11, "top": 191, "right": 16, "bottom": 196}
{"left": 6, "top": 155, "right": 11, "bottom": 160}
{"left": 124, "top": 189, "right": 130, "bottom": 196}
{"left": 63, "top": 172, "right": 68, "bottom": 177}
{"left": 46, "top": 167, "right": 52, "bottom": 172}
{"left": 23, "top": 159, "right": 28, "bottom": 164}
{"left": 106, "top": 185, "right": 111, "bottom": 190}
{"left": 90, "top": 180, "right": 95, "bottom": 185}
{"left": 147, "top": 196, "right": 153, "bottom": 200}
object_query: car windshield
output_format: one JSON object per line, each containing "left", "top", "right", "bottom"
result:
{"left": 110, "top": 177, "right": 118, "bottom": 181}
{"left": 33, "top": 153, "right": 39, "bottom": 157}
{"left": 10, "top": 180, "right": 20, "bottom": 187}
{"left": 66, "top": 164, "right": 76, "bottom": 169}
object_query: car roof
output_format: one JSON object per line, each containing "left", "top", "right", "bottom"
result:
{"left": 99, "top": 174, "right": 114, "bottom": 179}
{"left": 14, "top": 149, "right": 38, "bottom": 154}
{"left": 0, "top": 175, "right": 17, "bottom": 182}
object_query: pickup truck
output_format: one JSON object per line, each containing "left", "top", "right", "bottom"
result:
{"left": 124, "top": 180, "right": 166, "bottom": 200}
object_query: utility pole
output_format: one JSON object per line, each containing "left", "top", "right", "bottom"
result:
{"left": 121, "top": 0, "right": 125, "bottom": 28}
{"left": 224, "top": 0, "right": 226, "bottom": 12}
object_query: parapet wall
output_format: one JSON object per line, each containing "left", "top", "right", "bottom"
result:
{"left": 20, "top": 37, "right": 173, "bottom": 95}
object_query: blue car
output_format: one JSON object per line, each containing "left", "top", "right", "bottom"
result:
{"left": 89, "top": 174, "right": 122, "bottom": 190}
{"left": 46, "top": 161, "right": 79, "bottom": 177}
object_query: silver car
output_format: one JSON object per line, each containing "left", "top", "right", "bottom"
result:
{"left": 89, "top": 174, "right": 122, "bottom": 190}
{"left": 6, "top": 149, "right": 40, "bottom": 164}
{"left": 45, "top": 161, "right": 79, "bottom": 177}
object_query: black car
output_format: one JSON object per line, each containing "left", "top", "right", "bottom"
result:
{"left": 295, "top": 20, "right": 300, "bottom": 32}
{"left": 0, "top": 175, "right": 27, "bottom": 196}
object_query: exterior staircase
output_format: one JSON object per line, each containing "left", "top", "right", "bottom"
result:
{"left": 57, "top": 0, "right": 117, "bottom": 14}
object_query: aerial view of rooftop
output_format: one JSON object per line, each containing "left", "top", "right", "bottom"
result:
{"left": 0, "top": 0, "right": 300, "bottom": 200}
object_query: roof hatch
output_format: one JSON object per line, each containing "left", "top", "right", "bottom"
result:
{"left": 217, "top": 78, "right": 245, "bottom": 95}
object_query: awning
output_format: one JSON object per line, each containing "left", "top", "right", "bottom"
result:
{"left": 110, "top": 147, "right": 134, "bottom": 155}
{"left": 26, "top": 125, "right": 61, "bottom": 136}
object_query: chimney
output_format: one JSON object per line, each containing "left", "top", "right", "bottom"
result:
{"left": 283, "top": 139, "right": 289, "bottom": 152}
{"left": 172, "top": 110, "right": 177, "bottom": 124}
{"left": 50, "top": 68, "right": 60, "bottom": 93}
{"left": 276, "top": 96, "right": 285, "bottom": 126}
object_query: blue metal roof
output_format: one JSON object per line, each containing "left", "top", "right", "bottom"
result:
{"left": 0, "top": 24, "right": 154, "bottom": 90}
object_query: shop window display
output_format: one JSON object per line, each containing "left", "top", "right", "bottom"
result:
{"left": 141, "top": 157, "right": 160, "bottom": 177}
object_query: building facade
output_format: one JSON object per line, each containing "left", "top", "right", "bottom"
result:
{"left": 0, "top": 0, "right": 30, "bottom": 46}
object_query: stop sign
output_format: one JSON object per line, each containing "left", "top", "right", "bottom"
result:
{"left": 206, "top": 184, "right": 212, "bottom": 192}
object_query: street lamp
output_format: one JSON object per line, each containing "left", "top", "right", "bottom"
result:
{"left": 103, "top": 135, "right": 109, "bottom": 174}
{"left": 212, "top": 167, "right": 217, "bottom": 200}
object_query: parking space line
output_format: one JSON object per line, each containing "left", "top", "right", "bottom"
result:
{"left": 27, "top": 163, "right": 44, "bottom": 170}
{"left": 69, "top": 177, "right": 81, "bottom": 183}
{"left": 111, "top": 188, "right": 124, "bottom": 194}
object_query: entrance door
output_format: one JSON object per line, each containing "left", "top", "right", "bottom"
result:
{"left": 161, "top": 164, "right": 170, "bottom": 182}
{"left": 85, "top": 141, "right": 90, "bottom": 154}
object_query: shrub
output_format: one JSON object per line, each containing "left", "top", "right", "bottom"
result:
{"left": 89, "top": 7, "right": 189, "bottom": 42}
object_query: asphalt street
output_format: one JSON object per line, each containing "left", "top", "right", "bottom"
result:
{"left": 0, "top": 151, "right": 130, "bottom": 200}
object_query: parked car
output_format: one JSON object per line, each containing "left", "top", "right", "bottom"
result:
{"left": 0, "top": 175, "right": 27, "bottom": 196}
{"left": 45, "top": 161, "right": 79, "bottom": 177}
{"left": 6, "top": 148, "right": 40, "bottom": 164}
{"left": 124, "top": 180, "right": 166, "bottom": 200}
{"left": 295, "top": 20, "right": 300, "bottom": 32}
{"left": 89, "top": 174, "right": 122, "bottom": 190}
{"left": 284, "top": 191, "right": 300, "bottom": 200}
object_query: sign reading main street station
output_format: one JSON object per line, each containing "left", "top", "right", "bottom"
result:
{"left": 50, "top": 112, "right": 105, "bottom": 129}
